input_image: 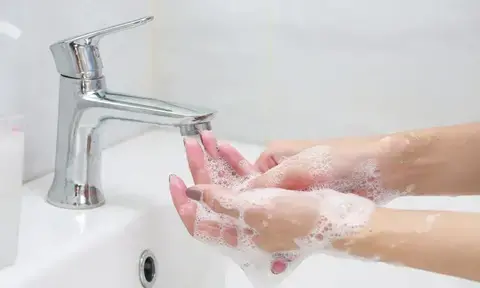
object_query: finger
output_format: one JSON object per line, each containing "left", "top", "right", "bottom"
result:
{"left": 271, "top": 253, "right": 299, "bottom": 274}
{"left": 222, "top": 226, "right": 238, "bottom": 247}
{"left": 247, "top": 164, "right": 315, "bottom": 191}
{"left": 169, "top": 174, "right": 197, "bottom": 235}
{"left": 196, "top": 221, "right": 239, "bottom": 247}
{"left": 195, "top": 221, "right": 222, "bottom": 238}
{"left": 184, "top": 137, "right": 211, "bottom": 184}
{"left": 218, "top": 142, "right": 258, "bottom": 176}
{"left": 271, "top": 259, "right": 288, "bottom": 274}
{"left": 185, "top": 184, "right": 241, "bottom": 219}
{"left": 200, "top": 130, "right": 220, "bottom": 158}
{"left": 254, "top": 152, "right": 278, "bottom": 173}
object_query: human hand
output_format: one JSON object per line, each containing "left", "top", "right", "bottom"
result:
{"left": 178, "top": 183, "right": 376, "bottom": 282}
{"left": 184, "top": 184, "right": 375, "bottom": 254}
{"left": 254, "top": 140, "right": 321, "bottom": 173}
{"left": 174, "top": 131, "right": 293, "bottom": 273}
{"left": 172, "top": 131, "right": 257, "bottom": 247}
{"left": 172, "top": 132, "right": 400, "bottom": 275}
{"left": 254, "top": 137, "right": 380, "bottom": 173}
{"left": 248, "top": 138, "right": 406, "bottom": 204}
{"left": 183, "top": 131, "right": 259, "bottom": 188}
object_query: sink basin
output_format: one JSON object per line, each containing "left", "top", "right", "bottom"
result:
{"left": 0, "top": 129, "right": 263, "bottom": 288}
{"left": 0, "top": 129, "right": 479, "bottom": 288}
{"left": 0, "top": 197, "right": 223, "bottom": 288}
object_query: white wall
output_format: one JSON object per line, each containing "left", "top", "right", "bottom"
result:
{"left": 3, "top": 0, "right": 480, "bottom": 181}
{"left": 1, "top": 0, "right": 153, "bottom": 180}
{"left": 152, "top": 0, "right": 480, "bottom": 144}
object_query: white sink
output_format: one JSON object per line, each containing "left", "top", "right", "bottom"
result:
{"left": 0, "top": 129, "right": 478, "bottom": 288}
{"left": 0, "top": 129, "right": 263, "bottom": 288}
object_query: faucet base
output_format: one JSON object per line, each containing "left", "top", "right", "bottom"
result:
{"left": 46, "top": 183, "right": 105, "bottom": 210}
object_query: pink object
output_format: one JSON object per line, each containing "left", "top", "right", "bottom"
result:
{"left": 271, "top": 259, "right": 288, "bottom": 274}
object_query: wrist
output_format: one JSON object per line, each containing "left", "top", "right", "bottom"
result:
{"left": 375, "top": 133, "right": 427, "bottom": 195}
{"left": 332, "top": 207, "right": 399, "bottom": 258}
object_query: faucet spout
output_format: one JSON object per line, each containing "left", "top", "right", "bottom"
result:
{"left": 89, "top": 89, "right": 215, "bottom": 130}
{"left": 46, "top": 76, "right": 216, "bottom": 209}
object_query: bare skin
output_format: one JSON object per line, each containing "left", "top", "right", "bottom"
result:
{"left": 254, "top": 122, "right": 480, "bottom": 196}
{"left": 169, "top": 123, "right": 480, "bottom": 282}
{"left": 175, "top": 180, "right": 480, "bottom": 282}
{"left": 335, "top": 208, "right": 480, "bottom": 282}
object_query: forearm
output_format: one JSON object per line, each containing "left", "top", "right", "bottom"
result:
{"left": 334, "top": 208, "right": 480, "bottom": 282}
{"left": 287, "top": 122, "right": 480, "bottom": 195}
{"left": 379, "top": 122, "right": 480, "bottom": 196}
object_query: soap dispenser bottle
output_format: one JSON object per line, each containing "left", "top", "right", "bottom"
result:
{"left": 0, "top": 114, "right": 24, "bottom": 269}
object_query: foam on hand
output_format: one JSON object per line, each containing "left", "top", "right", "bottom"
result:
{"left": 191, "top": 146, "right": 379, "bottom": 287}
{"left": 205, "top": 154, "right": 258, "bottom": 190}
{"left": 266, "top": 145, "right": 405, "bottom": 204}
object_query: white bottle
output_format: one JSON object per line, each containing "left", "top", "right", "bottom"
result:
{"left": 0, "top": 115, "right": 24, "bottom": 269}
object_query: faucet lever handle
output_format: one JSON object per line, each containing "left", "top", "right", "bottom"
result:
{"left": 50, "top": 16, "right": 154, "bottom": 80}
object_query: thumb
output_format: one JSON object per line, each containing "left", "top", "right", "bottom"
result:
{"left": 254, "top": 150, "right": 293, "bottom": 173}
{"left": 247, "top": 163, "right": 315, "bottom": 191}
{"left": 186, "top": 184, "right": 241, "bottom": 219}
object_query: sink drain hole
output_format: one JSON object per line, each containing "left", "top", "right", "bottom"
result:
{"left": 139, "top": 249, "right": 157, "bottom": 288}
{"left": 144, "top": 256, "right": 155, "bottom": 282}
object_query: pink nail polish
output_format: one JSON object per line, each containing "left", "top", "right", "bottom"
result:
{"left": 271, "top": 260, "right": 288, "bottom": 274}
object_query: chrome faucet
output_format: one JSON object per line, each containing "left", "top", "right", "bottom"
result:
{"left": 47, "top": 16, "right": 216, "bottom": 209}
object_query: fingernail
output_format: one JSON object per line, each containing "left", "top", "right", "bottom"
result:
{"left": 168, "top": 174, "right": 177, "bottom": 185}
{"left": 186, "top": 187, "right": 202, "bottom": 201}
{"left": 201, "top": 130, "right": 213, "bottom": 138}
{"left": 271, "top": 260, "right": 288, "bottom": 274}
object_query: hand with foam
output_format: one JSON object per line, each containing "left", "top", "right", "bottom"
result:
{"left": 253, "top": 137, "right": 379, "bottom": 172}
{"left": 179, "top": 183, "right": 376, "bottom": 283}
{"left": 183, "top": 131, "right": 259, "bottom": 188}
{"left": 254, "top": 140, "right": 322, "bottom": 172}
{"left": 249, "top": 138, "right": 405, "bottom": 204}
{"left": 175, "top": 131, "right": 294, "bottom": 274}
{"left": 174, "top": 131, "right": 398, "bottom": 274}
{"left": 184, "top": 185, "right": 375, "bottom": 253}
{"left": 170, "top": 131, "right": 258, "bottom": 249}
